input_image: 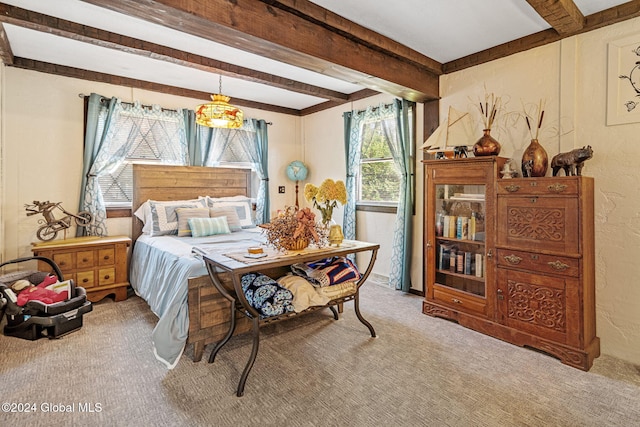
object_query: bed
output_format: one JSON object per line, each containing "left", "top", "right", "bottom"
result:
{"left": 130, "top": 164, "right": 257, "bottom": 368}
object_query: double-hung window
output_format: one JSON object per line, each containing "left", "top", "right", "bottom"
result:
{"left": 356, "top": 104, "right": 415, "bottom": 212}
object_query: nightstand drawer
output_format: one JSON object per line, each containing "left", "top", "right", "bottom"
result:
{"left": 76, "top": 270, "right": 95, "bottom": 288}
{"left": 77, "top": 250, "right": 95, "bottom": 269}
{"left": 98, "top": 248, "right": 115, "bottom": 266}
{"left": 52, "top": 253, "right": 74, "bottom": 271}
{"left": 98, "top": 267, "right": 116, "bottom": 285}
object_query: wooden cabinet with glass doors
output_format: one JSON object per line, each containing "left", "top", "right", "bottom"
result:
{"left": 422, "top": 157, "right": 506, "bottom": 322}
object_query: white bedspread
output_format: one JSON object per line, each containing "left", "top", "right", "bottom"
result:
{"left": 129, "top": 229, "right": 265, "bottom": 368}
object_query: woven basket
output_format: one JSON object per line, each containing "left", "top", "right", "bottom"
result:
{"left": 284, "top": 237, "right": 309, "bottom": 251}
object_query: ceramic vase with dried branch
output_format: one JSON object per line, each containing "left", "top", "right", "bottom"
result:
{"left": 473, "top": 93, "right": 502, "bottom": 156}
{"left": 521, "top": 99, "right": 549, "bottom": 177}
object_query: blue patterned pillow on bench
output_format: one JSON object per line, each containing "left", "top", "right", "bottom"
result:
{"left": 241, "top": 273, "right": 295, "bottom": 318}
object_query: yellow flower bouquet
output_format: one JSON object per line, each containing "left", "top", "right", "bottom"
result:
{"left": 304, "top": 179, "right": 347, "bottom": 226}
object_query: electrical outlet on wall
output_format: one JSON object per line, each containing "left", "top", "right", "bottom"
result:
{"left": 278, "top": 186, "right": 285, "bottom": 194}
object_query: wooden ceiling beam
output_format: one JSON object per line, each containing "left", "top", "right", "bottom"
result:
{"left": 10, "top": 57, "right": 302, "bottom": 115}
{"left": 0, "top": 23, "right": 13, "bottom": 65}
{"left": 444, "top": 1, "right": 640, "bottom": 74}
{"left": 0, "top": 3, "right": 348, "bottom": 103}
{"left": 80, "top": 0, "right": 440, "bottom": 102}
{"left": 526, "top": 0, "right": 584, "bottom": 35}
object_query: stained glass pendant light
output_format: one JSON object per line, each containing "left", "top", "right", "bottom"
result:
{"left": 196, "top": 75, "right": 244, "bottom": 128}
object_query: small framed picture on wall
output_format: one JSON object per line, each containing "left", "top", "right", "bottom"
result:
{"left": 607, "top": 34, "right": 640, "bottom": 126}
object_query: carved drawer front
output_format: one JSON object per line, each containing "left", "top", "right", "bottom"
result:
{"left": 76, "top": 250, "right": 95, "bottom": 269}
{"left": 496, "top": 249, "right": 579, "bottom": 277}
{"left": 76, "top": 270, "right": 95, "bottom": 288}
{"left": 497, "top": 196, "right": 579, "bottom": 254}
{"left": 98, "top": 267, "right": 116, "bottom": 286}
{"left": 497, "top": 269, "right": 582, "bottom": 347}
{"left": 98, "top": 247, "right": 115, "bottom": 266}
{"left": 497, "top": 178, "right": 578, "bottom": 196}
{"left": 52, "top": 253, "right": 74, "bottom": 271}
{"left": 431, "top": 165, "right": 489, "bottom": 181}
{"left": 433, "top": 284, "right": 486, "bottom": 316}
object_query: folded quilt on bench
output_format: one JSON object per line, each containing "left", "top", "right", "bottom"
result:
{"left": 290, "top": 256, "right": 361, "bottom": 287}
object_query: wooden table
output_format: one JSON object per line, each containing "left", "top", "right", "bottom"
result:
{"left": 202, "top": 240, "right": 379, "bottom": 396}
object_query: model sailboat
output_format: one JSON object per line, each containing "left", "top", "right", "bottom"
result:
{"left": 421, "top": 107, "right": 476, "bottom": 157}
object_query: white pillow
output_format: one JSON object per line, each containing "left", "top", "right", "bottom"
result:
{"left": 207, "top": 196, "right": 254, "bottom": 228}
{"left": 148, "top": 199, "right": 207, "bottom": 236}
{"left": 135, "top": 199, "right": 205, "bottom": 235}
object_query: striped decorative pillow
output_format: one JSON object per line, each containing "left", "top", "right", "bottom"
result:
{"left": 188, "top": 216, "right": 231, "bottom": 237}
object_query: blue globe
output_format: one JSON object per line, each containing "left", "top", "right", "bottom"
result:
{"left": 286, "top": 160, "right": 308, "bottom": 181}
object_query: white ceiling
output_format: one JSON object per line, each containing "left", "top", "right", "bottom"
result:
{"left": 1, "top": 0, "right": 632, "bottom": 111}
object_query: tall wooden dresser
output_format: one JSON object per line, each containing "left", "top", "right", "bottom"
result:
{"left": 32, "top": 236, "right": 131, "bottom": 303}
{"left": 495, "top": 176, "right": 599, "bottom": 370}
{"left": 423, "top": 157, "right": 599, "bottom": 370}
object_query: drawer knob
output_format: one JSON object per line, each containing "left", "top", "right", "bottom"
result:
{"left": 548, "top": 260, "right": 569, "bottom": 270}
{"left": 82, "top": 278, "right": 89, "bottom": 283}
{"left": 505, "top": 184, "right": 520, "bottom": 193}
{"left": 104, "top": 275, "right": 110, "bottom": 280}
{"left": 82, "top": 258, "right": 88, "bottom": 262}
{"left": 548, "top": 183, "right": 568, "bottom": 193}
{"left": 504, "top": 254, "right": 522, "bottom": 264}
{"left": 452, "top": 298, "right": 462, "bottom": 304}
{"left": 104, "top": 255, "right": 110, "bottom": 260}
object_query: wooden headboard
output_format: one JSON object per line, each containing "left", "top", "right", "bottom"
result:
{"left": 132, "top": 164, "right": 251, "bottom": 242}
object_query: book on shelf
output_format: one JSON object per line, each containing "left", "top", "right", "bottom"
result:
{"left": 443, "top": 215, "right": 450, "bottom": 238}
{"left": 464, "top": 252, "right": 472, "bottom": 275}
{"left": 448, "top": 216, "right": 457, "bottom": 239}
{"left": 456, "top": 253, "right": 464, "bottom": 273}
{"left": 475, "top": 253, "right": 483, "bottom": 278}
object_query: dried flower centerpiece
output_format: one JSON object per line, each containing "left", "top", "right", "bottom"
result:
{"left": 304, "top": 179, "right": 347, "bottom": 226}
{"left": 260, "top": 206, "right": 327, "bottom": 251}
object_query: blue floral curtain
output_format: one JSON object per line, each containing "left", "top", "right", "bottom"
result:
{"left": 77, "top": 93, "right": 119, "bottom": 236}
{"left": 342, "top": 109, "right": 366, "bottom": 240}
{"left": 235, "top": 119, "right": 270, "bottom": 225}
{"left": 343, "top": 100, "right": 414, "bottom": 291}
{"left": 80, "top": 99, "right": 188, "bottom": 235}
{"left": 381, "top": 99, "right": 414, "bottom": 291}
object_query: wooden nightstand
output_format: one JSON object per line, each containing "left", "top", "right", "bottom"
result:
{"left": 31, "top": 235, "right": 131, "bottom": 303}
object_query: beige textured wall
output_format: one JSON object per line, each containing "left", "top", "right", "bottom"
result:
{"left": 440, "top": 17, "right": 640, "bottom": 365}
{"left": 0, "top": 67, "right": 300, "bottom": 261}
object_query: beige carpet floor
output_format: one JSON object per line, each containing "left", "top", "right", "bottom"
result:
{"left": 1, "top": 283, "right": 639, "bottom": 427}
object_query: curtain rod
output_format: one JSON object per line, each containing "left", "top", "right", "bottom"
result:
{"left": 78, "top": 93, "right": 272, "bottom": 124}
{"left": 350, "top": 102, "right": 394, "bottom": 115}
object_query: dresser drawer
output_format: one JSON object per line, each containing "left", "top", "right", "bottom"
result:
{"left": 76, "top": 270, "right": 95, "bottom": 288}
{"left": 433, "top": 284, "right": 486, "bottom": 316}
{"left": 52, "top": 253, "right": 74, "bottom": 271}
{"left": 497, "top": 178, "right": 578, "bottom": 196}
{"left": 98, "top": 247, "right": 115, "bottom": 266}
{"left": 98, "top": 267, "right": 116, "bottom": 286}
{"left": 497, "top": 249, "right": 580, "bottom": 277}
{"left": 76, "top": 250, "right": 95, "bottom": 269}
